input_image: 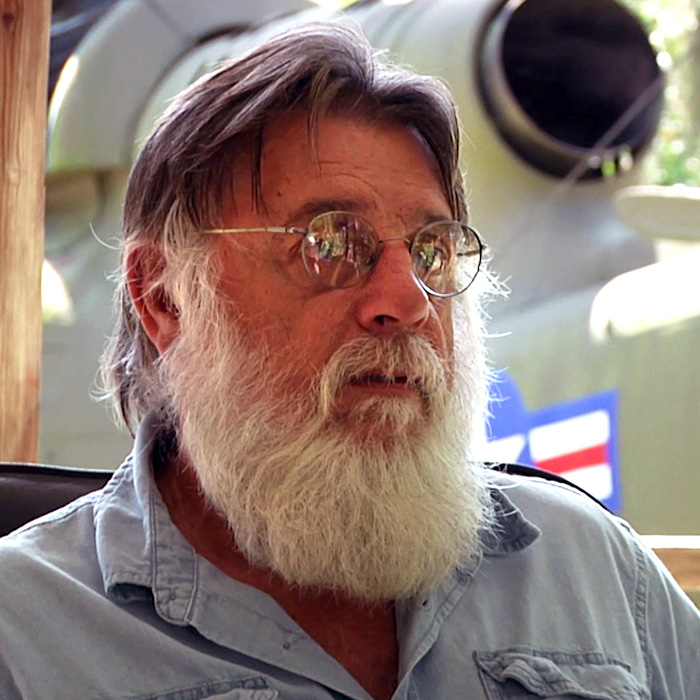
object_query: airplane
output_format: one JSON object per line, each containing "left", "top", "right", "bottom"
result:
{"left": 41, "top": 0, "right": 699, "bottom": 546}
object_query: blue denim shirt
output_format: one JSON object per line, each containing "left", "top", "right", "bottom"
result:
{"left": 0, "top": 414, "right": 698, "bottom": 699}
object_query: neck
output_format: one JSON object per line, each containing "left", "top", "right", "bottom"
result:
{"left": 156, "top": 453, "right": 399, "bottom": 700}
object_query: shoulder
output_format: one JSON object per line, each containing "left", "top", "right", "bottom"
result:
{"left": 484, "top": 468, "right": 700, "bottom": 619}
{"left": 487, "top": 467, "right": 607, "bottom": 518}
{"left": 0, "top": 459, "right": 146, "bottom": 588}
{"left": 0, "top": 490, "right": 103, "bottom": 588}
{"left": 484, "top": 468, "right": 646, "bottom": 578}
{"left": 487, "top": 467, "right": 623, "bottom": 531}
{"left": 0, "top": 492, "right": 107, "bottom": 675}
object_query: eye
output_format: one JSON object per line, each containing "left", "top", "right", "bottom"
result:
{"left": 412, "top": 222, "right": 470, "bottom": 296}
{"left": 302, "top": 211, "right": 378, "bottom": 289}
{"left": 414, "top": 236, "right": 450, "bottom": 274}
{"left": 317, "top": 230, "right": 348, "bottom": 260}
{"left": 417, "top": 241, "right": 447, "bottom": 272}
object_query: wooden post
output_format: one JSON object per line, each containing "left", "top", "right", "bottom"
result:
{"left": 644, "top": 536, "right": 700, "bottom": 596}
{"left": 0, "top": 0, "right": 51, "bottom": 462}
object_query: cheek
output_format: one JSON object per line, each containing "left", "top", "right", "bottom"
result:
{"left": 215, "top": 255, "right": 295, "bottom": 345}
{"left": 273, "top": 298, "right": 357, "bottom": 388}
{"left": 237, "top": 302, "right": 296, "bottom": 352}
{"left": 230, "top": 290, "right": 341, "bottom": 374}
{"left": 433, "top": 300, "right": 454, "bottom": 355}
{"left": 285, "top": 304, "right": 347, "bottom": 360}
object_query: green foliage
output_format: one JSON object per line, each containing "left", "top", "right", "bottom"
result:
{"left": 619, "top": 0, "right": 700, "bottom": 185}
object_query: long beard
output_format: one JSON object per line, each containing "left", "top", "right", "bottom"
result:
{"left": 161, "top": 293, "right": 492, "bottom": 601}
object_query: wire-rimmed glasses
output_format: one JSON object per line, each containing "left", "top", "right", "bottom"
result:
{"left": 202, "top": 210, "right": 483, "bottom": 298}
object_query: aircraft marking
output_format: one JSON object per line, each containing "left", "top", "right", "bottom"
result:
{"left": 485, "top": 371, "right": 621, "bottom": 513}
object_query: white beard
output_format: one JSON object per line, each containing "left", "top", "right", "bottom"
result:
{"left": 161, "top": 291, "right": 493, "bottom": 601}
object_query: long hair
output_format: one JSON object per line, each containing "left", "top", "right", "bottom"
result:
{"left": 100, "top": 20, "right": 469, "bottom": 434}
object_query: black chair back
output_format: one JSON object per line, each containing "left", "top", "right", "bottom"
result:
{"left": 0, "top": 463, "right": 112, "bottom": 537}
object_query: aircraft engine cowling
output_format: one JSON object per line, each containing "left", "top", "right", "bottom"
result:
{"left": 477, "top": 0, "right": 663, "bottom": 181}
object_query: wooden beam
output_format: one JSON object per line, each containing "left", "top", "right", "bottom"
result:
{"left": 0, "top": 0, "right": 51, "bottom": 462}
{"left": 644, "top": 536, "right": 700, "bottom": 594}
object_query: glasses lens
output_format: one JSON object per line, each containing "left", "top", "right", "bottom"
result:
{"left": 412, "top": 222, "right": 481, "bottom": 296}
{"left": 302, "top": 212, "right": 377, "bottom": 289}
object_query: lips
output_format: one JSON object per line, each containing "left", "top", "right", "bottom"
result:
{"left": 349, "top": 371, "right": 412, "bottom": 387}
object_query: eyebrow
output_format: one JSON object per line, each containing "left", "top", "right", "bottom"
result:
{"left": 286, "top": 198, "right": 371, "bottom": 225}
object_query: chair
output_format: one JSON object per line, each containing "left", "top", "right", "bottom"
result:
{"left": 0, "top": 463, "right": 112, "bottom": 537}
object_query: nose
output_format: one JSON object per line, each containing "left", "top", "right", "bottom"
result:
{"left": 354, "top": 239, "right": 431, "bottom": 334}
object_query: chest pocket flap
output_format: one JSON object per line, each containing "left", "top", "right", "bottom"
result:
{"left": 474, "top": 648, "right": 649, "bottom": 700}
{"left": 208, "top": 691, "right": 277, "bottom": 700}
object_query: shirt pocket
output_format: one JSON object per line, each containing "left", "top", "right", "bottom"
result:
{"left": 206, "top": 692, "right": 277, "bottom": 700}
{"left": 206, "top": 691, "right": 277, "bottom": 700}
{"left": 474, "top": 648, "right": 649, "bottom": 700}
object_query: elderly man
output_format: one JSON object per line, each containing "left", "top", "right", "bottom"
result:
{"left": 1, "top": 21, "right": 698, "bottom": 700}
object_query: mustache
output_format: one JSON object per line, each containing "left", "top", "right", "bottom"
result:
{"left": 317, "top": 333, "right": 449, "bottom": 416}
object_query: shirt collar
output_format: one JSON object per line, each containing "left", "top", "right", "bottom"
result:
{"left": 480, "top": 476, "right": 542, "bottom": 557}
{"left": 94, "top": 413, "right": 198, "bottom": 622}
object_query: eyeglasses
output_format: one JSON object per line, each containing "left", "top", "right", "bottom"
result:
{"left": 202, "top": 210, "right": 483, "bottom": 297}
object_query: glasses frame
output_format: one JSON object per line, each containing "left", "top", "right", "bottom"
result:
{"left": 202, "top": 210, "right": 483, "bottom": 298}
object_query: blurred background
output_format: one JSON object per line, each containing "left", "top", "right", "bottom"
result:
{"left": 41, "top": 0, "right": 700, "bottom": 543}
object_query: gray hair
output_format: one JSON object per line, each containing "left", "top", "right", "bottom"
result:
{"left": 100, "top": 21, "right": 469, "bottom": 435}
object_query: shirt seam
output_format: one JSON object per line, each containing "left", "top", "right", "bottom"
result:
{"left": 630, "top": 528, "right": 651, "bottom": 689}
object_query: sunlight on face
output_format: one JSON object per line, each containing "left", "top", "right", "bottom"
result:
{"left": 158, "top": 116, "right": 492, "bottom": 600}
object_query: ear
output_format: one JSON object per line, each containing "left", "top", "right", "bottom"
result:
{"left": 126, "top": 246, "right": 180, "bottom": 354}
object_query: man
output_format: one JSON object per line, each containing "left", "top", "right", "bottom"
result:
{"left": 0, "top": 21, "right": 698, "bottom": 700}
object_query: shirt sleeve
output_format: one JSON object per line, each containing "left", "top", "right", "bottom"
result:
{"left": 627, "top": 527, "right": 700, "bottom": 699}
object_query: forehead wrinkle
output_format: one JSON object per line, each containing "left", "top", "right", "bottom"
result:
{"left": 311, "top": 165, "right": 451, "bottom": 218}
{"left": 257, "top": 114, "right": 454, "bottom": 229}
{"left": 317, "top": 158, "right": 438, "bottom": 184}
{"left": 352, "top": 183, "right": 453, "bottom": 232}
